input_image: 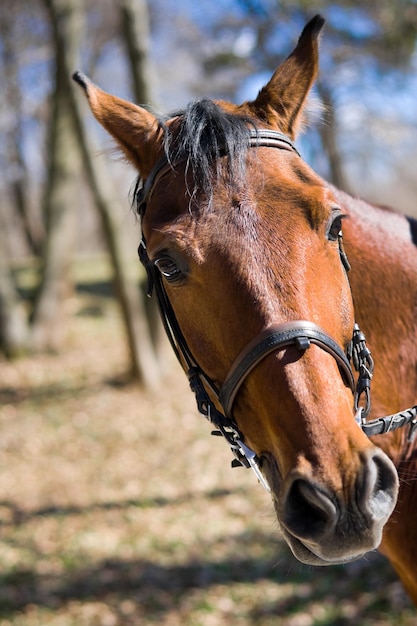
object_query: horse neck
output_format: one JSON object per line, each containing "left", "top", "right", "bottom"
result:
{"left": 333, "top": 187, "right": 417, "bottom": 458}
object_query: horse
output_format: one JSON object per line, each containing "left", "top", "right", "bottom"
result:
{"left": 73, "top": 15, "right": 417, "bottom": 604}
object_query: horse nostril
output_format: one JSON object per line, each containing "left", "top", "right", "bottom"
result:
{"left": 284, "top": 479, "right": 338, "bottom": 540}
{"left": 360, "top": 450, "right": 399, "bottom": 521}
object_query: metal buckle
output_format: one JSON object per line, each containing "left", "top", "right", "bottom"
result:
{"left": 408, "top": 418, "right": 417, "bottom": 443}
{"left": 354, "top": 407, "right": 365, "bottom": 428}
{"left": 235, "top": 440, "right": 271, "bottom": 492}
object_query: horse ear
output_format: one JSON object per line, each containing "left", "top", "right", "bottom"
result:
{"left": 246, "top": 15, "right": 325, "bottom": 138}
{"left": 72, "top": 72, "right": 162, "bottom": 177}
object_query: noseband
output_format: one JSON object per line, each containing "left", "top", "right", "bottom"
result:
{"left": 137, "top": 129, "right": 417, "bottom": 490}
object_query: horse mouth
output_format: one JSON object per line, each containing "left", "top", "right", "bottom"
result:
{"left": 280, "top": 529, "right": 367, "bottom": 566}
{"left": 260, "top": 453, "right": 386, "bottom": 567}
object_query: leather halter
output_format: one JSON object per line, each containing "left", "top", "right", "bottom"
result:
{"left": 219, "top": 321, "right": 354, "bottom": 418}
{"left": 137, "top": 128, "right": 417, "bottom": 489}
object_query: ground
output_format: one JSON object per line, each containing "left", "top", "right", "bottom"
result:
{"left": 0, "top": 277, "right": 415, "bottom": 625}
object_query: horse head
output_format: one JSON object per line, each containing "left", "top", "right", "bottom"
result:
{"left": 74, "top": 15, "right": 398, "bottom": 566}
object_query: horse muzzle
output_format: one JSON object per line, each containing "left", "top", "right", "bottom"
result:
{"left": 263, "top": 447, "right": 399, "bottom": 566}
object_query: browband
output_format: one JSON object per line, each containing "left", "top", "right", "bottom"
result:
{"left": 136, "top": 128, "right": 299, "bottom": 217}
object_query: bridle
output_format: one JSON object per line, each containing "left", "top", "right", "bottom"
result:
{"left": 136, "top": 128, "right": 417, "bottom": 491}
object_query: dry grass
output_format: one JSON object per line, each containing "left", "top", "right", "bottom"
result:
{"left": 0, "top": 290, "right": 415, "bottom": 625}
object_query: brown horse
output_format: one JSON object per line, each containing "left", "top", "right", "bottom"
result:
{"left": 74, "top": 16, "right": 417, "bottom": 603}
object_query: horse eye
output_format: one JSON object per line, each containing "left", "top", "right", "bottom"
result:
{"left": 327, "top": 212, "right": 346, "bottom": 242}
{"left": 154, "top": 255, "right": 183, "bottom": 282}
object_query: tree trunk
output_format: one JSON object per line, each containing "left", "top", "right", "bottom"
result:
{"left": 316, "top": 80, "right": 350, "bottom": 193}
{"left": 69, "top": 111, "right": 161, "bottom": 386}
{"left": 118, "top": 0, "right": 153, "bottom": 105}
{"left": 46, "top": 0, "right": 160, "bottom": 385}
{"left": 0, "top": 6, "right": 44, "bottom": 257}
{"left": 118, "top": 0, "right": 167, "bottom": 365}
{"left": 0, "top": 223, "right": 28, "bottom": 357}
{"left": 31, "top": 0, "right": 82, "bottom": 351}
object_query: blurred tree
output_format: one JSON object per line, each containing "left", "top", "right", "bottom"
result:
{"left": 31, "top": 0, "right": 83, "bottom": 351}
{"left": 47, "top": 0, "right": 160, "bottom": 384}
{"left": 118, "top": 0, "right": 167, "bottom": 364}
{"left": 0, "top": 8, "right": 44, "bottom": 257}
{"left": 0, "top": 224, "right": 28, "bottom": 357}
{"left": 0, "top": 0, "right": 161, "bottom": 385}
{"left": 118, "top": 0, "right": 153, "bottom": 105}
{"left": 0, "top": 1, "right": 43, "bottom": 356}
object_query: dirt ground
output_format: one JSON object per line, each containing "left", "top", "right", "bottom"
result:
{"left": 0, "top": 293, "right": 415, "bottom": 625}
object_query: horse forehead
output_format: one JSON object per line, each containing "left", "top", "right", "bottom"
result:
{"left": 149, "top": 195, "right": 258, "bottom": 255}
{"left": 145, "top": 145, "right": 335, "bottom": 258}
{"left": 150, "top": 185, "right": 330, "bottom": 259}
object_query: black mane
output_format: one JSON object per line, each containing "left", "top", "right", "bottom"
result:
{"left": 163, "top": 99, "right": 257, "bottom": 200}
{"left": 133, "top": 99, "right": 258, "bottom": 214}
